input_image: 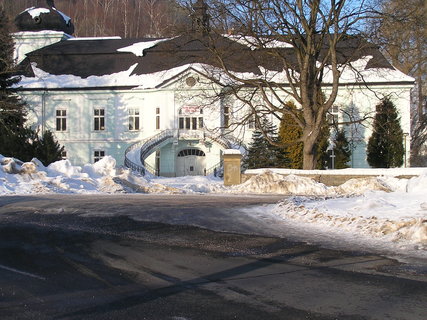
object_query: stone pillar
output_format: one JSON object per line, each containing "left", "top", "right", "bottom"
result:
{"left": 223, "top": 149, "right": 242, "bottom": 186}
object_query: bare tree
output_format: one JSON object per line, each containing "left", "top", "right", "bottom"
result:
{"left": 367, "top": 0, "right": 426, "bottom": 165}
{"left": 196, "top": 0, "right": 376, "bottom": 169}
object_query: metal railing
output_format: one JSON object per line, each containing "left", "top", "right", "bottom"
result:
{"left": 124, "top": 129, "right": 231, "bottom": 176}
{"left": 143, "top": 161, "right": 157, "bottom": 176}
{"left": 124, "top": 130, "right": 175, "bottom": 175}
{"left": 124, "top": 157, "right": 146, "bottom": 175}
{"left": 140, "top": 130, "right": 176, "bottom": 160}
{"left": 205, "top": 160, "right": 223, "bottom": 176}
{"left": 203, "top": 131, "right": 231, "bottom": 149}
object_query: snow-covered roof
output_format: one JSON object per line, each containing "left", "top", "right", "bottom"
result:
{"left": 24, "top": 7, "right": 50, "bottom": 19}
{"left": 16, "top": 33, "right": 414, "bottom": 90}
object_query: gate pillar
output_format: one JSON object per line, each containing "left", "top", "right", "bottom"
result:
{"left": 223, "top": 149, "right": 242, "bottom": 186}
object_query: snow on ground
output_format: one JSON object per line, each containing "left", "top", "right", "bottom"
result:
{"left": 0, "top": 155, "right": 183, "bottom": 195}
{"left": 233, "top": 171, "right": 332, "bottom": 196}
{"left": 1, "top": 154, "right": 426, "bottom": 258}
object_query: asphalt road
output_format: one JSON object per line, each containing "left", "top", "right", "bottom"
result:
{"left": 0, "top": 194, "right": 426, "bottom": 320}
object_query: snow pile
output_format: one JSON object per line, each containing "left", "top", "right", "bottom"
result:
{"left": 239, "top": 169, "right": 415, "bottom": 196}
{"left": 155, "top": 175, "right": 226, "bottom": 194}
{"left": 272, "top": 171, "right": 427, "bottom": 250}
{"left": 0, "top": 155, "right": 181, "bottom": 195}
{"left": 246, "top": 167, "right": 426, "bottom": 177}
{"left": 233, "top": 170, "right": 332, "bottom": 195}
{"left": 334, "top": 177, "right": 394, "bottom": 195}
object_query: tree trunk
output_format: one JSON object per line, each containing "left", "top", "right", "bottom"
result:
{"left": 301, "top": 110, "right": 323, "bottom": 170}
{"left": 302, "top": 135, "right": 317, "bottom": 170}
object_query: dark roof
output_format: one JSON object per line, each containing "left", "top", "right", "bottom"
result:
{"left": 20, "top": 33, "right": 394, "bottom": 80}
{"left": 24, "top": 39, "right": 141, "bottom": 78}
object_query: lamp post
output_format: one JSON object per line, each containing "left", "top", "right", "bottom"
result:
{"left": 327, "top": 139, "right": 336, "bottom": 169}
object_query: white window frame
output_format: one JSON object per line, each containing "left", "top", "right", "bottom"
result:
{"left": 178, "top": 107, "right": 204, "bottom": 130}
{"left": 128, "top": 108, "right": 140, "bottom": 131}
{"left": 328, "top": 105, "right": 339, "bottom": 125}
{"left": 248, "top": 113, "right": 256, "bottom": 129}
{"left": 55, "top": 108, "right": 67, "bottom": 132}
{"left": 223, "top": 105, "right": 230, "bottom": 127}
{"left": 156, "top": 107, "right": 160, "bottom": 130}
{"left": 93, "top": 108, "right": 105, "bottom": 131}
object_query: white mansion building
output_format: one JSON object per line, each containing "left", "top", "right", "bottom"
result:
{"left": 13, "top": 0, "right": 414, "bottom": 176}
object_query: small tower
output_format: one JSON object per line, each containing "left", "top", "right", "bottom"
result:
{"left": 15, "top": 0, "right": 74, "bottom": 35}
{"left": 13, "top": 0, "right": 74, "bottom": 63}
{"left": 191, "top": 0, "right": 210, "bottom": 35}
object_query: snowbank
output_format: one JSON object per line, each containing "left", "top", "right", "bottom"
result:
{"left": 0, "top": 155, "right": 181, "bottom": 194}
{"left": 154, "top": 175, "right": 226, "bottom": 194}
{"left": 245, "top": 167, "right": 426, "bottom": 177}
{"left": 232, "top": 171, "right": 332, "bottom": 195}
{"left": 272, "top": 171, "right": 427, "bottom": 251}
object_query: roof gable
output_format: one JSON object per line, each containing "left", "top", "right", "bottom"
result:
{"left": 154, "top": 67, "right": 216, "bottom": 89}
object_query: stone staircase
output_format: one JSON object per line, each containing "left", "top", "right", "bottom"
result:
{"left": 124, "top": 129, "right": 230, "bottom": 176}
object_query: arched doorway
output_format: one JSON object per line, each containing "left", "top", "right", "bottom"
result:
{"left": 176, "top": 148, "right": 206, "bottom": 176}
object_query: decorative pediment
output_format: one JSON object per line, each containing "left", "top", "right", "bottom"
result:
{"left": 154, "top": 67, "right": 217, "bottom": 90}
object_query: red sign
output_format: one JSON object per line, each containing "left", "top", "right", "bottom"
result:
{"left": 181, "top": 105, "right": 200, "bottom": 114}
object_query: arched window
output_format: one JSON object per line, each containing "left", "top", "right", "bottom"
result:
{"left": 177, "top": 149, "right": 206, "bottom": 157}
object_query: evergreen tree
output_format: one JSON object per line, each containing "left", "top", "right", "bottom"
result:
{"left": 367, "top": 98, "right": 404, "bottom": 168}
{"left": 0, "top": 9, "right": 64, "bottom": 164}
{"left": 243, "top": 118, "right": 288, "bottom": 169}
{"left": 0, "top": 7, "right": 29, "bottom": 159}
{"left": 279, "top": 100, "right": 330, "bottom": 169}
{"left": 279, "top": 102, "right": 303, "bottom": 169}
{"left": 333, "top": 128, "right": 351, "bottom": 169}
{"left": 34, "top": 130, "right": 65, "bottom": 166}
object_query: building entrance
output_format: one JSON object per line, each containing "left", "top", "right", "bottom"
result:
{"left": 176, "top": 148, "right": 206, "bottom": 176}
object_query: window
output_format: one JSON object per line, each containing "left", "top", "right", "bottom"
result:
{"left": 179, "top": 107, "right": 204, "bottom": 130}
{"left": 177, "top": 149, "right": 206, "bottom": 157}
{"left": 128, "top": 108, "right": 140, "bottom": 131}
{"left": 56, "top": 109, "right": 67, "bottom": 131}
{"left": 155, "top": 150, "right": 160, "bottom": 176}
{"left": 156, "top": 107, "right": 160, "bottom": 130}
{"left": 328, "top": 105, "right": 339, "bottom": 125}
{"left": 248, "top": 113, "right": 255, "bottom": 129}
{"left": 94, "top": 108, "right": 105, "bottom": 131}
{"left": 223, "top": 106, "right": 230, "bottom": 127}
{"left": 94, "top": 150, "right": 105, "bottom": 162}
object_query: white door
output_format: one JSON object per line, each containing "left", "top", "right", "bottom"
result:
{"left": 176, "top": 149, "right": 206, "bottom": 176}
